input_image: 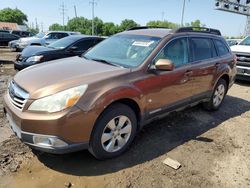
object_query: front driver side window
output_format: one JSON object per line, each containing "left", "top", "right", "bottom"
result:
{"left": 154, "top": 38, "right": 189, "bottom": 68}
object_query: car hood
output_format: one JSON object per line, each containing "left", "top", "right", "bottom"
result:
{"left": 14, "top": 56, "right": 129, "bottom": 99}
{"left": 19, "top": 36, "right": 39, "bottom": 42}
{"left": 19, "top": 37, "right": 43, "bottom": 44}
{"left": 21, "top": 46, "right": 55, "bottom": 57}
{"left": 231, "top": 45, "right": 250, "bottom": 54}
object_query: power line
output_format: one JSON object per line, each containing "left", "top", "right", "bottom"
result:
{"left": 89, "top": 0, "right": 97, "bottom": 35}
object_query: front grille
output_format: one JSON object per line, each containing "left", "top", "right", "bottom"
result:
{"left": 8, "top": 80, "right": 29, "bottom": 110}
{"left": 235, "top": 53, "right": 250, "bottom": 67}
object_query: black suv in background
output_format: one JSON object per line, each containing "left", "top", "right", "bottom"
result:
{"left": 0, "top": 32, "right": 20, "bottom": 46}
{"left": 14, "top": 35, "right": 104, "bottom": 70}
{"left": 10, "top": 30, "right": 34, "bottom": 37}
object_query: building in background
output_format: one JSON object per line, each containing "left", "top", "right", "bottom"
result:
{"left": 0, "top": 21, "right": 28, "bottom": 31}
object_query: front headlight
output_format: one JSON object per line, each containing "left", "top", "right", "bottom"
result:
{"left": 26, "top": 55, "right": 44, "bottom": 63}
{"left": 28, "top": 85, "right": 88, "bottom": 113}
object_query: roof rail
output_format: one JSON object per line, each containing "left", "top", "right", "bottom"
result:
{"left": 174, "top": 27, "right": 221, "bottom": 36}
{"left": 127, "top": 26, "right": 170, "bottom": 31}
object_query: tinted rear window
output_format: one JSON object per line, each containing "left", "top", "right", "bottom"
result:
{"left": 190, "top": 37, "right": 217, "bottom": 62}
{"left": 214, "top": 39, "right": 229, "bottom": 56}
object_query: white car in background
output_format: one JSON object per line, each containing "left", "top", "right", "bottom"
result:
{"left": 16, "top": 31, "right": 80, "bottom": 51}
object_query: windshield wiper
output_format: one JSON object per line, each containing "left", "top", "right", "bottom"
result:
{"left": 90, "top": 58, "right": 123, "bottom": 68}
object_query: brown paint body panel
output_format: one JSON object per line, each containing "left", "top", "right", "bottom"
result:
{"left": 3, "top": 30, "right": 237, "bottom": 149}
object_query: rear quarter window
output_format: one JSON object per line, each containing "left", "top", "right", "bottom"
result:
{"left": 214, "top": 39, "right": 230, "bottom": 56}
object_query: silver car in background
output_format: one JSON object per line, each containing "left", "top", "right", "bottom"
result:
{"left": 16, "top": 31, "right": 80, "bottom": 51}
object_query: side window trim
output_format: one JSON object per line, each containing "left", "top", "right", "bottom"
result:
{"left": 189, "top": 36, "right": 219, "bottom": 64}
{"left": 150, "top": 36, "right": 191, "bottom": 69}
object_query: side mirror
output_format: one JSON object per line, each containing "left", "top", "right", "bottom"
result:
{"left": 68, "top": 46, "right": 78, "bottom": 52}
{"left": 154, "top": 59, "right": 174, "bottom": 71}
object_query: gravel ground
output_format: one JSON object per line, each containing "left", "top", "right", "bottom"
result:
{"left": 0, "top": 48, "right": 250, "bottom": 188}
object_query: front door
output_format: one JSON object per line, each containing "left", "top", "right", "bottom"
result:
{"left": 141, "top": 37, "right": 194, "bottom": 117}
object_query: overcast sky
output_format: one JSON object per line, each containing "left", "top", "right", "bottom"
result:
{"left": 0, "top": 0, "right": 247, "bottom": 36}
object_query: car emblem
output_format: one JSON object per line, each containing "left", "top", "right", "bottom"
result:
{"left": 238, "top": 57, "right": 246, "bottom": 61}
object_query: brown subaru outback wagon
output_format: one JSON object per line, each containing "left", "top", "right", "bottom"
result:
{"left": 4, "top": 27, "right": 237, "bottom": 159}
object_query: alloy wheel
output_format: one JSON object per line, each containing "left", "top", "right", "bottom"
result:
{"left": 101, "top": 115, "right": 132, "bottom": 153}
{"left": 213, "top": 84, "right": 225, "bottom": 107}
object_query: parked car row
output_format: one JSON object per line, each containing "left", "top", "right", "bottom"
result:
{"left": 3, "top": 27, "right": 237, "bottom": 159}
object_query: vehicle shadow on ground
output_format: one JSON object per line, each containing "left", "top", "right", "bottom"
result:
{"left": 235, "top": 80, "right": 250, "bottom": 86}
{"left": 35, "top": 95, "right": 250, "bottom": 176}
{"left": 0, "top": 60, "right": 14, "bottom": 64}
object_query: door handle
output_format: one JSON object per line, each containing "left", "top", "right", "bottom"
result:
{"left": 215, "top": 62, "right": 220, "bottom": 68}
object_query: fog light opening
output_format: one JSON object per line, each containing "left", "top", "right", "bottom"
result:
{"left": 33, "top": 136, "right": 68, "bottom": 148}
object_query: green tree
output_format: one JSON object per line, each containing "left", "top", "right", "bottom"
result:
{"left": 49, "top": 23, "right": 64, "bottom": 31}
{"left": 119, "top": 19, "right": 138, "bottom": 31}
{"left": 67, "top": 17, "right": 92, "bottom": 34}
{"left": 102, "top": 22, "right": 119, "bottom": 36}
{"left": 146, "top": 20, "right": 179, "bottom": 29}
{"left": 93, "top": 17, "right": 104, "bottom": 36}
{"left": 0, "top": 8, "right": 28, "bottom": 25}
{"left": 185, "top": 20, "right": 205, "bottom": 27}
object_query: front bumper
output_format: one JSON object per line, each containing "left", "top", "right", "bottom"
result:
{"left": 4, "top": 107, "right": 89, "bottom": 154}
{"left": 16, "top": 43, "right": 28, "bottom": 50}
{"left": 14, "top": 61, "right": 32, "bottom": 71}
{"left": 3, "top": 93, "right": 96, "bottom": 154}
{"left": 236, "top": 65, "right": 250, "bottom": 81}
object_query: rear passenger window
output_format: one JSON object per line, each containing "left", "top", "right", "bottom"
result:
{"left": 214, "top": 39, "right": 229, "bottom": 56}
{"left": 73, "top": 39, "right": 96, "bottom": 51}
{"left": 190, "top": 38, "right": 217, "bottom": 62}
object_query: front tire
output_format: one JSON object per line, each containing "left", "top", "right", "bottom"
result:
{"left": 203, "top": 79, "right": 228, "bottom": 111}
{"left": 89, "top": 103, "right": 137, "bottom": 160}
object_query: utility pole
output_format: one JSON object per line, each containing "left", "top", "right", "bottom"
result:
{"left": 161, "top": 11, "right": 165, "bottom": 22}
{"left": 60, "top": 2, "right": 67, "bottom": 30}
{"left": 181, "top": 0, "right": 186, "bottom": 27}
{"left": 35, "top": 18, "right": 39, "bottom": 31}
{"left": 89, "top": 0, "right": 97, "bottom": 35}
{"left": 40, "top": 22, "right": 44, "bottom": 32}
{"left": 74, "top": 5, "right": 78, "bottom": 18}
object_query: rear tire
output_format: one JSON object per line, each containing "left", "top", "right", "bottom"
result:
{"left": 203, "top": 79, "right": 228, "bottom": 111}
{"left": 89, "top": 103, "right": 137, "bottom": 160}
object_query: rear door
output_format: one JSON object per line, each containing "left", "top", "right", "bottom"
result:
{"left": 188, "top": 36, "right": 219, "bottom": 99}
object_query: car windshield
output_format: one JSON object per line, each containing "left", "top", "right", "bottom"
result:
{"left": 239, "top": 36, "right": 250, "bottom": 46}
{"left": 83, "top": 34, "right": 161, "bottom": 68}
{"left": 35, "top": 32, "right": 45, "bottom": 38}
{"left": 48, "top": 37, "right": 76, "bottom": 49}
